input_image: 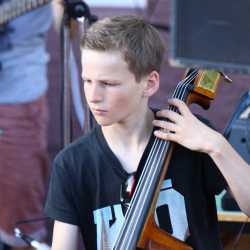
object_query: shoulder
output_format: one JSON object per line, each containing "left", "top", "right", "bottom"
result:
{"left": 54, "top": 126, "right": 100, "bottom": 171}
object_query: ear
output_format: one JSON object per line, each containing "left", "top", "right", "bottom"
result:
{"left": 143, "top": 70, "right": 160, "bottom": 97}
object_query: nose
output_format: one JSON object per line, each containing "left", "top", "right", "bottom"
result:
{"left": 87, "top": 82, "right": 103, "bottom": 104}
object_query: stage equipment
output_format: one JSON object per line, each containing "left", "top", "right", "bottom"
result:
{"left": 60, "top": 0, "right": 97, "bottom": 147}
{"left": 15, "top": 228, "right": 50, "bottom": 250}
{"left": 222, "top": 90, "right": 250, "bottom": 211}
{"left": 13, "top": 217, "right": 51, "bottom": 249}
{"left": 170, "top": 0, "right": 250, "bottom": 74}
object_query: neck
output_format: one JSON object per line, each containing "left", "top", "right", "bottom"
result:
{"left": 101, "top": 107, "right": 154, "bottom": 173}
{"left": 102, "top": 107, "right": 154, "bottom": 148}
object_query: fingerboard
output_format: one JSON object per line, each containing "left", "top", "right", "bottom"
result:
{"left": 0, "top": 0, "right": 51, "bottom": 25}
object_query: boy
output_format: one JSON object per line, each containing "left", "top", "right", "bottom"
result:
{"left": 45, "top": 15, "right": 249, "bottom": 250}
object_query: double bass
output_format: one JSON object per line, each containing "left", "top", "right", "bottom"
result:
{"left": 113, "top": 69, "right": 229, "bottom": 250}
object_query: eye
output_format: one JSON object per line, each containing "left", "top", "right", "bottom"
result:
{"left": 83, "top": 79, "right": 92, "bottom": 85}
{"left": 101, "top": 81, "right": 120, "bottom": 86}
{"left": 103, "top": 82, "right": 113, "bottom": 86}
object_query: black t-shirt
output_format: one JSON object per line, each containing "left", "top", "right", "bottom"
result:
{"left": 45, "top": 125, "right": 227, "bottom": 250}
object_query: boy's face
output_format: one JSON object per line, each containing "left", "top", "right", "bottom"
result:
{"left": 81, "top": 49, "right": 148, "bottom": 126}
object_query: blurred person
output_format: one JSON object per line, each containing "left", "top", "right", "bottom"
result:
{"left": 0, "top": 1, "right": 52, "bottom": 250}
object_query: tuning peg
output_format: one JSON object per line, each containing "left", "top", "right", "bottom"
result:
{"left": 219, "top": 72, "right": 232, "bottom": 83}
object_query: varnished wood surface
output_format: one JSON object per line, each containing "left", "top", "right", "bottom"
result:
{"left": 218, "top": 211, "right": 250, "bottom": 223}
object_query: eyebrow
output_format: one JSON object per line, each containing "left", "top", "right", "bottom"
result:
{"left": 82, "top": 77, "right": 120, "bottom": 84}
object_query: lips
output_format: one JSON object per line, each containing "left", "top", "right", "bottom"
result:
{"left": 92, "top": 107, "right": 106, "bottom": 112}
{"left": 91, "top": 108, "right": 107, "bottom": 115}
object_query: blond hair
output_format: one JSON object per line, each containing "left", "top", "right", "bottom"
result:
{"left": 81, "top": 15, "right": 165, "bottom": 82}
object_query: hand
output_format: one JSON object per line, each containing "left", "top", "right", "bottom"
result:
{"left": 152, "top": 98, "right": 220, "bottom": 154}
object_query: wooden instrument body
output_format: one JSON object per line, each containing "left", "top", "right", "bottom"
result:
{"left": 137, "top": 147, "right": 192, "bottom": 250}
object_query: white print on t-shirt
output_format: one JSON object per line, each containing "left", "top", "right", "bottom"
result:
{"left": 94, "top": 204, "right": 125, "bottom": 249}
{"left": 93, "top": 178, "right": 190, "bottom": 250}
{"left": 155, "top": 179, "right": 190, "bottom": 240}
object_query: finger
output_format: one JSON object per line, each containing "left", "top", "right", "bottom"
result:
{"left": 152, "top": 119, "right": 177, "bottom": 133}
{"left": 155, "top": 109, "right": 182, "bottom": 124}
{"left": 168, "top": 98, "right": 191, "bottom": 116}
{"left": 154, "top": 129, "right": 177, "bottom": 142}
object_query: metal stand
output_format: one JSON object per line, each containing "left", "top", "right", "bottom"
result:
{"left": 60, "top": 0, "right": 97, "bottom": 148}
{"left": 60, "top": 12, "right": 72, "bottom": 147}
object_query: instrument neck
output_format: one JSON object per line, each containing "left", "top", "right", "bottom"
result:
{"left": 114, "top": 138, "right": 172, "bottom": 250}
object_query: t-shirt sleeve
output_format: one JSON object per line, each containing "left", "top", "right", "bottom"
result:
{"left": 44, "top": 158, "right": 79, "bottom": 225}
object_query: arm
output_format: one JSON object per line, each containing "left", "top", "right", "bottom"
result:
{"left": 52, "top": 220, "right": 80, "bottom": 250}
{"left": 153, "top": 98, "right": 250, "bottom": 216}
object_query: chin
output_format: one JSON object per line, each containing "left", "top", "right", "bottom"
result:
{"left": 94, "top": 118, "right": 113, "bottom": 127}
